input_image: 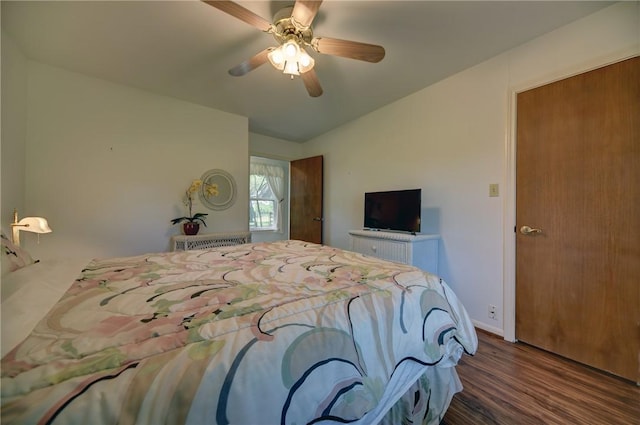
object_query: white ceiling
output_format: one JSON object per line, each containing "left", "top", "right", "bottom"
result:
{"left": 1, "top": 1, "right": 613, "bottom": 142}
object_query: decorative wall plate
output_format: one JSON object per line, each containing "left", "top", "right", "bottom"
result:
{"left": 199, "top": 169, "right": 237, "bottom": 210}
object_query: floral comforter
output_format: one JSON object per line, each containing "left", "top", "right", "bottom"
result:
{"left": 1, "top": 240, "right": 477, "bottom": 424}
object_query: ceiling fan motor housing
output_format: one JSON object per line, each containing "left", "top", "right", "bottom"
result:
{"left": 271, "top": 6, "right": 313, "bottom": 47}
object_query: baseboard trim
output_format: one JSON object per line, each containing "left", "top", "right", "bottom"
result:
{"left": 472, "top": 320, "right": 504, "bottom": 338}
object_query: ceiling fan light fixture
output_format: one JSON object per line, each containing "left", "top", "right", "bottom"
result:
{"left": 267, "top": 38, "right": 315, "bottom": 77}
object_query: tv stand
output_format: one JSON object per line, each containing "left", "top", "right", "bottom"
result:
{"left": 363, "top": 228, "right": 417, "bottom": 236}
{"left": 348, "top": 230, "right": 439, "bottom": 274}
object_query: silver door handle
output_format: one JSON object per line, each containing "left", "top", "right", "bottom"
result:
{"left": 520, "top": 225, "right": 542, "bottom": 235}
{"left": 313, "top": 217, "right": 324, "bottom": 222}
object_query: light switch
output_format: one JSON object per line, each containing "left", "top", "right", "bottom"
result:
{"left": 489, "top": 183, "right": 499, "bottom": 197}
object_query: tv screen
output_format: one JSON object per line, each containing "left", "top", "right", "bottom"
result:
{"left": 364, "top": 189, "right": 421, "bottom": 233}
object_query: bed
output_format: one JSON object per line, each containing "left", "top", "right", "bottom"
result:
{"left": 1, "top": 239, "right": 477, "bottom": 424}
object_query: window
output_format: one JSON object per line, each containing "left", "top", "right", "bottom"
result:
{"left": 250, "top": 173, "right": 277, "bottom": 230}
{"left": 249, "top": 159, "right": 285, "bottom": 231}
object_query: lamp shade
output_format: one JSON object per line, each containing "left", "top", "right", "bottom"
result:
{"left": 17, "top": 217, "right": 52, "bottom": 234}
{"left": 11, "top": 209, "right": 52, "bottom": 246}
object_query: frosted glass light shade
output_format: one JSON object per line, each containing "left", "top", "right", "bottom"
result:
{"left": 267, "top": 40, "right": 315, "bottom": 76}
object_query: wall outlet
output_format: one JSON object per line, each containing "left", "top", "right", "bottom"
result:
{"left": 488, "top": 304, "right": 497, "bottom": 320}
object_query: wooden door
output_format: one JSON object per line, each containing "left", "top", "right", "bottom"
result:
{"left": 515, "top": 57, "right": 639, "bottom": 382}
{"left": 290, "top": 155, "right": 323, "bottom": 244}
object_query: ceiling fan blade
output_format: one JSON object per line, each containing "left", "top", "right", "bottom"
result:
{"left": 301, "top": 69, "right": 323, "bottom": 97}
{"left": 291, "top": 0, "right": 323, "bottom": 28}
{"left": 312, "top": 37, "right": 385, "bottom": 63}
{"left": 228, "top": 48, "right": 271, "bottom": 76}
{"left": 203, "top": 1, "right": 272, "bottom": 32}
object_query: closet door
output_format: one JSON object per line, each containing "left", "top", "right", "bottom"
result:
{"left": 516, "top": 57, "right": 639, "bottom": 382}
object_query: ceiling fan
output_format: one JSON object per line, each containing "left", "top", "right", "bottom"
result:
{"left": 203, "top": 0, "right": 386, "bottom": 97}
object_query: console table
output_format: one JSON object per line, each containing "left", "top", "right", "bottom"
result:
{"left": 349, "top": 230, "right": 439, "bottom": 274}
{"left": 171, "top": 231, "right": 251, "bottom": 251}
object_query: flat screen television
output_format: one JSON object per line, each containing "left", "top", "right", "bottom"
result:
{"left": 364, "top": 189, "right": 421, "bottom": 234}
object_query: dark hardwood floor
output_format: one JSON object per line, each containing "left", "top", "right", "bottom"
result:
{"left": 442, "top": 330, "right": 639, "bottom": 424}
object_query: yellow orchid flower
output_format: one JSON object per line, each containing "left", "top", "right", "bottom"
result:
{"left": 187, "top": 180, "right": 203, "bottom": 194}
{"left": 205, "top": 183, "right": 219, "bottom": 197}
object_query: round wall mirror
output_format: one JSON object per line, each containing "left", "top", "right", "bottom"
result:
{"left": 199, "top": 169, "right": 237, "bottom": 211}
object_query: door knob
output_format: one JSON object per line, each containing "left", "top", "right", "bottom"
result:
{"left": 313, "top": 217, "right": 324, "bottom": 222}
{"left": 520, "top": 225, "right": 542, "bottom": 235}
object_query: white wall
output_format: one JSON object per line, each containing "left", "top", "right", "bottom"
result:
{"left": 301, "top": 2, "right": 639, "bottom": 335}
{"left": 19, "top": 61, "right": 249, "bottom": 259}
{"left": 249, "top": 132, "right": 304, "bottom": 161}
{"left": 1, "top": 32, "right": 29, "bottom": 229}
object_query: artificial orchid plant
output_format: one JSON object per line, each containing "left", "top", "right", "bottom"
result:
{"left": 171, "top": 179, "right": 218, "bottom": 226}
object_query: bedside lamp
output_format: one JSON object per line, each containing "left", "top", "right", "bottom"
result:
{"left": 11, "top": 209, "right": 52, "bottom": 246}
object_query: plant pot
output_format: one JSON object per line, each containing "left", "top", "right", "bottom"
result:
{"left": 183, "top": 222, "right": 200, "bottom": 236}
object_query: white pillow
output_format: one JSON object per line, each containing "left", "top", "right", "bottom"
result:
{"left": 1, "top": 232, "right": 35, "bottom": 276}
{"left": 1, "top": 257, "right": 90, "bottom": 357}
